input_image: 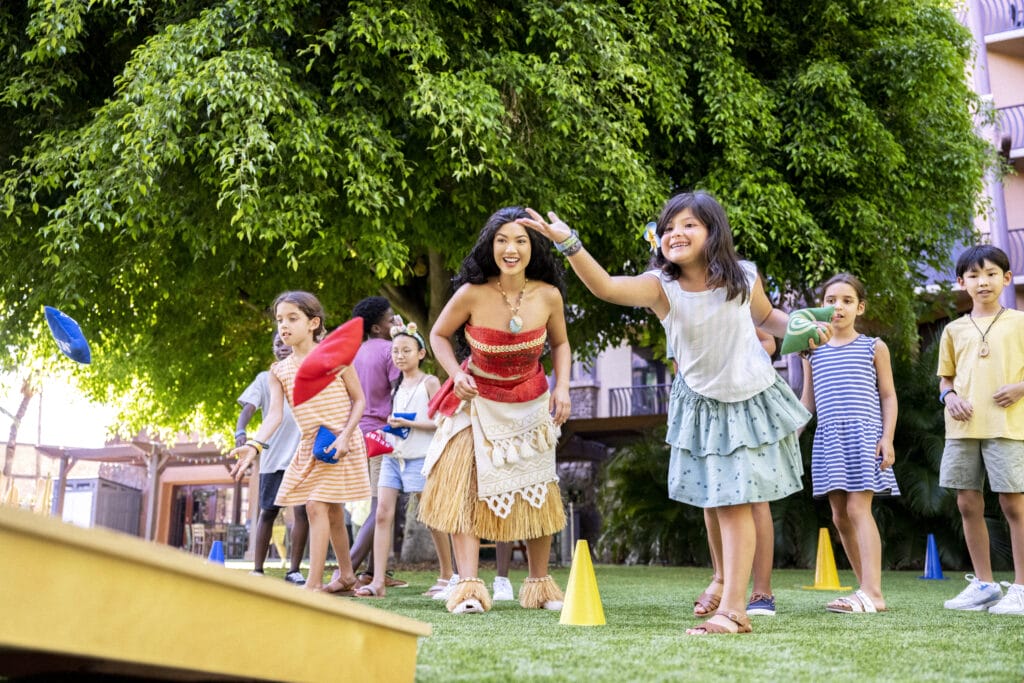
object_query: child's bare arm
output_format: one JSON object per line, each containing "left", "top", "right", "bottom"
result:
{"left": 518, "top": 209, "right": 669, "bottom": 316}
{"left": 874, "top": 340, "right": 897, "bottom": 470}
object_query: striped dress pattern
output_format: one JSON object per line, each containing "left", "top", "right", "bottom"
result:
{"left": 809, "top": 335, "right": 900, "bottom": 497}
{"left": 272, "top": 354, "right": 372, "bottom": 505}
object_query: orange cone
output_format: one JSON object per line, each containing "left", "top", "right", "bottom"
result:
{"left": 802, "top": 528, "right": 851, "bottom": 591}
{"left": 559, "top": 540, "right": 605, "bottom": 625}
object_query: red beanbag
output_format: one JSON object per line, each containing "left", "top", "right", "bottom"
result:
{"left": 364, "top": 429, "right": 394, "bottom": 457}
{"left": 292, "top": 317, "right": 364, "bottom": 406}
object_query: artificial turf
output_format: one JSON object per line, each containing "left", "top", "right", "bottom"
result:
{"left": 262, "top": 565, "right": 1024, "bottom": 682}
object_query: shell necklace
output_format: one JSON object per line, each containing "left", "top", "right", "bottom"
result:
{"left": 497, "top": 278, "right": 528, "bottom": 333}
{"left": 968, "top": 307, "right": 1005, "bottom": 358}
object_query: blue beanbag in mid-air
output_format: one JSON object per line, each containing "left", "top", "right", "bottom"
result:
{"left": 43, "top": 306, "right": 91, "bottom": 364}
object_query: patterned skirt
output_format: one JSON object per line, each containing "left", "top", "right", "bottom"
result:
{"left": 665, "top": 373, "right": 811, "bottom": 508}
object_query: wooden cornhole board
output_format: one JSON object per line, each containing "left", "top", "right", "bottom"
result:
{"left": 0, "top": 506, "right": 430, "bottom": 681}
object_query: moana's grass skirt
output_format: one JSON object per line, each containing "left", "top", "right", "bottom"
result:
{"left": 418, "top": 427, "right": 565, "bottom": 542}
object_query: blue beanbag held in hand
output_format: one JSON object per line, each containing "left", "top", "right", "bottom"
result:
{"left": 43, "top": 306, "right": 91, "bottom": 364}
{"left": 382, "top": 412, "right": 416, "bottom": 439}
{"left": 313, "top": 426, "right": 339, "bottom": 464}
{"left": 780, "top": 306, "right": 834, "bottom": 355}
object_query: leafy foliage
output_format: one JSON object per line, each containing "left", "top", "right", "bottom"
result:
{"left": 0, "top": 0, "right": 990, "bottom": 435}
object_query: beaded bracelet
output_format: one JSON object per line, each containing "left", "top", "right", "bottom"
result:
{"left": 554, "top": 230, "right": 580, "bottom": 254}
{"left": 561, "top": 239, "right": 583, "bottom": 257}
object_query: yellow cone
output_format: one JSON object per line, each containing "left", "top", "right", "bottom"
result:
{"left": 4, "top": 479, "right": 19, "bottom": 508}
{"left": 802, "top": 527, "right": 852, "bottom": 590}
{"left": 559, "top": 540, "right": 605, "bottom": 626}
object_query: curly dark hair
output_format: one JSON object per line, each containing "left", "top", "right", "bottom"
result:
{"left": 649, "top": 191, "right": 749, "bottom": 303}
{"left": 452, "top": 206, "right": 566, "bottom": 298}
{"left": 351, "top": 296, "right": 392, "bottom": 340}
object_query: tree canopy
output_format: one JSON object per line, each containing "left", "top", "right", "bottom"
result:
{"left": 0, "top": 0, "right": 990, "bottom": 436}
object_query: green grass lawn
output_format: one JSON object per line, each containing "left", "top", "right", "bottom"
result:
{"left": 265, "top": 565, "right": 1023, "bottom": 682}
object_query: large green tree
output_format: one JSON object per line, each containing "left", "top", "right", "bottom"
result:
{"left": 0, "top": 0, "right": 989, "bottom": 435}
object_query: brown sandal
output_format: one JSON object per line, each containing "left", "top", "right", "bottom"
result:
{"left": 322, "top": 578, "right": 358, "bottom": 596}
{"left": 686, "top": 610, "right": 753, "bottom": 635}
{"left": 693, "top": 575, "right": 724, "bottom": 617}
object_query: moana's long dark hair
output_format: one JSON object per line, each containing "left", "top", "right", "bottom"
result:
{"left": 452, "top": 206, "right": 566, "bottom": 298}
{"left": 649, "top": 191, "right": 750, "bottom": 303}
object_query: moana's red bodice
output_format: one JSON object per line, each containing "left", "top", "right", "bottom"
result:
{"left": 428, "top": 325, "right": 549, "bottom": 418}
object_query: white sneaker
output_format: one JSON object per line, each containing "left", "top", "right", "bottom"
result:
{"left": 284, "top": 571, "right": 306, "bottom": 586}
{"left": 944, "top": 574, "right": 1003, "bottom": 611}
{"left": 988, "top": 582, "right": 1024, "bottom": 615}
{"left": 433, "top": 573, "right": 458, "bottom": 601}
{"left": 492, "top": 576, "right": 515, "bottom": 601}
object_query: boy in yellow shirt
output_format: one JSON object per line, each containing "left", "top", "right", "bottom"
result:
{"left": 938, "top": 245, "right": 1024, "bottom": 614}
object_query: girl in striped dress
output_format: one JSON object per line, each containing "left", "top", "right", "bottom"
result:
{"left": 231, "top": 291, "right": 372, "bottom": 593}
{"left": 801, "top": 273, "right": 899, "bottom": 613}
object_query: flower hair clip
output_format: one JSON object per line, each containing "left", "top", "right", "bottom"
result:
{"left": 390, "top": 321, "right": 426, "bottom": 350}
{"left": 641, "top": 221, "right": 659, "bottom": 253}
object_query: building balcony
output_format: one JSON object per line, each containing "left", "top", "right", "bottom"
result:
{"left": 608, "top": 384, "right": 670, "bottom": 417}
{"left": 998, "top": 104, "right": 1024, "bottom": 160}
{"left": 1008, "top": 227, "right": 1024, "bottom": 276}
{"left": 977, "top": 0, "right": 1024, "bottom": 41}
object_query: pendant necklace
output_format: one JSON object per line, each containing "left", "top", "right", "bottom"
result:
{"left": 968, "top": 307, "right": 1005, "bottom": 358}
{"left": 497, "top": 278, "right": 528, "bottom": 333}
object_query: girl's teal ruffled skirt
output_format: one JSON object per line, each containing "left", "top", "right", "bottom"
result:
{"left": 665, "top": 373, "right": 810, "bottom": 508}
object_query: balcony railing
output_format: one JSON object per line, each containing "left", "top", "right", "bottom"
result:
{"left": 1007, "top": 228, "right": 1024, "bottom": 276}
{"left": 609, "top": 384, "right": 670, "bottom": 417}
{"left": 978, "top": 0, "right": 1024, "bottom": 35}
{"left": 998, "top": 105, "right": 1024, "bottom": 157}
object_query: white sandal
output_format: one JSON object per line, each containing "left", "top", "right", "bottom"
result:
{"left": 826, "top": 589, "right": 886, "bottom": 613}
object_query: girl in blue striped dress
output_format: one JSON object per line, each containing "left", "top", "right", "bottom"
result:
{"left": 801, "top": 273, "right": 899, "bottom": 613}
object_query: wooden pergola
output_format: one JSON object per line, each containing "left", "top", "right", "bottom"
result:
{"left": 35, "top": 436, "right": 234, "bottom": 541}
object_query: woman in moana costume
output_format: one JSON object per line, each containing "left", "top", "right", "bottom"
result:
{"left": 419, "top": 206, "right": 572, "bottom": 614}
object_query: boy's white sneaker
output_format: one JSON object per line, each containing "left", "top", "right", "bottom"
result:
{"left": 944, "top": 574, "right": 1003, "bottom": 611}
{"left": 988, "top": 582, "right": 1024, "bottom": 616}
{"left": 492, "top": 576, "right": 515, "bottom": 601}
{"left": 433, "top": 573, "right": 459, "bottom": 601}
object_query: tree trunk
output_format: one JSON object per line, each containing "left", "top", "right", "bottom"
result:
{"left": 3, "top": 377, "right": 36, "bottom": 478}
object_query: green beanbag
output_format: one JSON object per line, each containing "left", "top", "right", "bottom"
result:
{"left": 780, "top": 306, "right": 834, "bottom": 355}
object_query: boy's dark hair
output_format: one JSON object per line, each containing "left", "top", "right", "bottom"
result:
{"left": 955, "top": 245, "right": 1010, "bottom": 278}
{"left": 352, "top": 296, "right": 392, "bottom": 339}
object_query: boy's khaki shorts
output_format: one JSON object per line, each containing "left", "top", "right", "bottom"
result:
{"left": 940, "top": 438, "right": 1024, "bottom": 493}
